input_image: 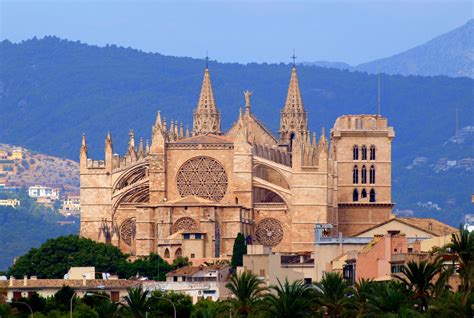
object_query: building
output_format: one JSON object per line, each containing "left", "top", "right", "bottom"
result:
{"left": 0, "top": 198, "right": 20, "bottom": 208}
{"left": 144, "top": 264, "right": 231, "bottom": 303}
{"left": 80, "top": 66, "right": 395, "bottom": 259}
{"left": 28, "top": 185, "right": 59, "bottom": 200}
{"left": 10, "top": 148, "right": 23, "bottom": 160}
{"left": 59, "top": 195, "right": 81, "bottom": 216}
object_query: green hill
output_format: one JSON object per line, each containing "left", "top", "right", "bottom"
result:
{"left": 0, "top": 36, "right": 472, "bottom": 226}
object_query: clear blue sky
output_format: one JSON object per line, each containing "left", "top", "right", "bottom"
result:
{"left": 0, "top": 0, "right": 472, "bottom": 65}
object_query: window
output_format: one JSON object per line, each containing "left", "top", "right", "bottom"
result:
{"left": 370, "top": 145, "right": 376, "bottom": 160}
{"left": 353, "top": 145, "right": 359, "bottom": 160}
{"left": 194, "top": 233, "right": 202, "bottom": 240}
{"left": 175, "top": 248, "right": 182, "bottom": 258}
{"left": 111, "top": 291, "right": 120, "bottom": 302}
{"left": 260, "top": 269, "right": 265, "bottom": 277}
{"left": 304, "top": 278, "right": 312, "bottom": 285}
{"left": 353, "top": 189, "right": 359, "bottom": 202}
{"left": 183, "top": 233, "right": 190, "bottom": 240}
{"left": 370, "top": 166, "right": 375, "bottom": 184}
{"left": 164, "top": 248, "right": 170, "bottom": 258}
{"left": 13, "top": 292, "right": 21, "bottom": 300}
{"left": 361, "top": 165, "right": 367, "bottom": 184}
{"left": 353, "top": 166, "right": 359, "bottom": 184}
{"left": 361, "top": 145, "right": 367, "bottom": 160}
{"left": 361, "top": 189, "right": 367, "bottom": 198}
{"left": 191, "top": 253, "right": 195, "bottom": 258}
{"left": 370, "top": 189, "right": 376, "bottom": 202}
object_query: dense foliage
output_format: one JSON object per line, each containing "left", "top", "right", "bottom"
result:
{"left": 7, "top": 235, "right": 173, "bottom": 280}
{"left": 0, "top": 37, "right": 472, "bottom": 225}
{"left": 230, "top": 233, "right": 247, "bottom": 267}
{"left": 0, "top": 190, "right": 78, "bottom": 271}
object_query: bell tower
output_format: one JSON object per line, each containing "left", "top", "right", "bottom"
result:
{"left": 193, "top": 66, "right": 221, "bottom": 135}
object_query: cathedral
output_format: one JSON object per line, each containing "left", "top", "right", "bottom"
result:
{"left": 79, "top": 65, "right": 395, "bottom": 261}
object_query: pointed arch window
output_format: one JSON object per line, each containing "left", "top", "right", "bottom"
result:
{"left": 370, "top": 165, "right": 375, "bottom": 184}
{"left": 361, "top": 145, "right": 367, "bottom": 160}
{"left": 164, "top": 248, "right": 170, "bottom": 258}
{"left": 361, "top": 188, "right": 367, "bottom": 198}
{"left": 353, "top": 189, "right": 359, "bottom": 202}
{"left": 353, "top": 165, "right": 359, "bottom": 184}
{"left": 353, "top": 145, "right": 359, "bottom": 160}
{"left": 370, "top": 145, "right": 376, "bottom": 160}
{"left": 370, "top": 189, "right": 376, "bottom": 202}
{"left": 361, "top": 165, "right": 367, "bottom": 184}
{"left": 175, "top": 248, "right": 182, "bottom": 258}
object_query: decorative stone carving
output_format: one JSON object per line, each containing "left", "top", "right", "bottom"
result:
{"left": 120, "top": 218, "right": 136, "bottom": 246}
{"left": 255, "top": 217, "right": 284, "bottom": 247}
{"left": 172, "top": 217, "right": 198, "bottom": 233}
{"left": 176, "top": 156, "right": 228, "bottom": 202}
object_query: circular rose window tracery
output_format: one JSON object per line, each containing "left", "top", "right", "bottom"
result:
{"left": 176, "top": 156, "right": 228, "bottom": 202}
{"left": 255, "top": 218, "right": 284, "bottom": 247}
{"left": 172, "top": 217, "right": 198, "bottom": 233}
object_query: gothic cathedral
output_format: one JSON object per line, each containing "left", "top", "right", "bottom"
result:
{"left": 79, "top": 66, "right": 395, "bottom": 261}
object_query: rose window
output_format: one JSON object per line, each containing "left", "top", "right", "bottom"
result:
{"left": 176, "top": 156, "right": 228, "bottom": 202}
{"left": 255, "top": 218, "right": 284, "bottom": 247}
{"left": 172, "top": 217, "right": 198, "bottom": 233}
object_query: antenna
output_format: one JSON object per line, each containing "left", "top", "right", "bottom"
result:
{"left": 205, "top": 51, "right": 210, "bottom": 69}
{"left": 377, "top": 73, "right": 381, "bottom": 116}
{"left": 291, "top": 49, "right": 297, "bottom": 67}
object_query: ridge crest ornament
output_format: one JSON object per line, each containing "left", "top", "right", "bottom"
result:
{"left": 177, "top": 156, "right": 228, "bottom": 202}
{"left": 255, "top": 217, "right": 284, "bottom": 247}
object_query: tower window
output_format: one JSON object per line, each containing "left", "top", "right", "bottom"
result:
{"left": 353, "top": 165, "right": 359, "bottom": 184}
{"left": 370, "top": 165, "right": 375, "bottom": 184}
{"left": 361, "top": 165, "right": 367, "bottom": 184}
{"left": 353, "top": 145, "right": 359, "bottom": 160}
{"left": 370, "top": 145, "right": 376, "bottom": 160}
{"left": 370, "top": 189, "right": 376, "bottom": 202}
{"left": 361, "top": 189, "right": 367, "bottom": 198}
{"left": 353, "top": 189, "right": 359, "bottom": 202}
{"left": 361, "top": 145, "right": 367, "bottom": 160}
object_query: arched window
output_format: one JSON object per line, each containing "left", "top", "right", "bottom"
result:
{"left": 353, "top": 189, "right": 359, "bottom": 202}
{"left": 370, "top": 165, "right": 375, "bottom": 184}
{"left": 164, "top": 248, "right": 170, "bottom": 258}
{"left": 361, "top": 165, "right": 367, "bottom": 184}
{"left": 353, "top": 165, "right": 359, "bottom": 184}
{"left": 289, "top": 132, "right": 295, "bottom": 152}
{"left": 361, "top": 145, "right": 367, "bottom": 160}
{"left": 361, "top": 188, "right": 367, "bottom": 198}
{"left": 353, "top": 145, "right": 359, "bottom": 160}
{"left": 175, "top": 248, "right": 182, "bottom": 258}
{"left": 370, "top": 189, "right": 376, "bottom": 202}
{"left": 370, "top": 145, "right": 376, "bottom": 160}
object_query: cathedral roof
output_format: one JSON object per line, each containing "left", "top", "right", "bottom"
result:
{"left": 283, "top": 67, "right": 305, "bottom": 113}
{"left": 175, "top": 134, "right": 234, "bottom": 145}
{"left": 164, "top": 195, "right": 220, "bottom": 206}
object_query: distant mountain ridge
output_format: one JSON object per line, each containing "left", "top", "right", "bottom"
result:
{"left": 304, "top": 19, "right": 474, "bottom": 78}
{"left": 0, "top": 36, "right": 472, "bottom": 226}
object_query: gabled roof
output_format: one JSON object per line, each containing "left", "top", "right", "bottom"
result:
{"left": 352, "top": 217, "right": 457, "bottom": 237}
{"left": 175, "top": 134, "right": 233, "bottom": 145}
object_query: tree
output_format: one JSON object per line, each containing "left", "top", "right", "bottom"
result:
{"left": 149, "top": 290, "right": 193, "bottom": 318}
{"left": 121, "top": 286, "right": 151, "bottom": 318}
{"left": 447, "top": 226, "right": 474, "bottom": 295}
{"left": 344, "top": 279, "right": 379, "bottom": 318}
{"left": 225, "top": 271, "right": 266, "bottom": 318}
{"left": 93, "top": 299, "right": 120, "bottom": 318}
{"left": 263, "top": 279, "right": 314, "bottom": 318}
{"left": 191, "top": 299, "right": 226, "bottom": 318}
{"left": 171, "top": 256, "right": 192, "bottom": 270}
{"left": 231, "top": 233, "right": 246, "bottom": 268}
{"left": 368, "top": 281, "right": 416, "bottom": 316}
{"left": 396, "top": 260, "right": 443, "bottom": 312}
{"left": 313, "top": 272, "right": 349, "bottom": 318}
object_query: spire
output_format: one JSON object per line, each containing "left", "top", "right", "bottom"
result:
{"left": 244, "top": 90, "right": 252, "bottom": 114}
{"left": 312, "top": 132, "right": 317, "bottom": 147}
{"left": 193, "top": 67, "right": 221, "bottom": 135}
{"left": 128, "top": 130, "right": 135, "bottom": 149}
{"left": 137, "top": 138, "right": 144, "bottom": 159}
{"left": 145, "top": 139, "right": 150, "bottom": 154}
{"left": 179, "top": 123, "right": 184, "bottom": 139}
{"left": 318, "top": 127, "right": 327, "bottom": 148}
{"left": 154, "top": 111, "right": 162, "bottom": 129}
{"left": 81, "top": 133, "right": 88, "bottom": 155}
{"left": 284, "top": 67, "right": 304, "bottom": 113}
{"left": 185, "top": 125, "right": 190, "bottom": 138}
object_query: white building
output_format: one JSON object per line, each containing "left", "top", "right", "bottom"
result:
{"left": 144, "top": 264, "right": 231, "bottom": 303}
{"left": 60, "top": 195, "right": 81, "bottom": 216}
{"left": 28, "top": 185, "right": 59, "bottom": 200}
{"left": 0, "top": 198, "right": 20, "bottom": 208}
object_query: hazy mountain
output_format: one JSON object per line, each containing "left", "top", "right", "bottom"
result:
{"left": 0, "top": 37, "right": 472, "bottom": 226}
{"left": 305, "top": 19, "right": 474, "bottom": 78}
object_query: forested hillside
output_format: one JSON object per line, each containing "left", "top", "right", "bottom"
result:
{"left": 0, "top": 37, "right": 472, "bottom": 225}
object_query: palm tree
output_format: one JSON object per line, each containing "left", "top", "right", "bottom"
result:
{"left": 344, "top": 279, "right": 379, "bottom": 318}
{"left": 0, "top": 304, "right": 12, "bottom": 318}
{"left": 428, "top": 290, "right": 473, "bottom": 318}
{"left": 225, "top": 271, "right": 266, "bottom": 318}
{"left": 313, "top": 272, "right": 349, "bottom": 317}
{"left": 263, "top": 279, "right": 314, "bottom": 318}
{"left": 447, "top": 226, "right": 474, "bottom": 295}
{"left": 368, "top": 281, "right": 415, "bottom": 315}
{"left": 94, "top": 299, "right": 120, "bottom": 318}
{"left": 396, "top": 260, "right": 443, "bottom": 312}
{"left": 121, "top": 286, "right": 151, "bottom": 318}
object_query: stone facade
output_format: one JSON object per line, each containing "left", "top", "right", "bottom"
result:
{"left": 80, "top": 66, "right": 395, "bottom": 260}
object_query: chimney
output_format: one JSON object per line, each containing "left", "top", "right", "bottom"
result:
{"left": 23, "top": 275, "right": 27, "bottom": 287}
{"left": 9, "top": 276, "right": 14, "bottom": 287}
{"left": 82, "top": 274, "right": 87, "bottom": 287}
